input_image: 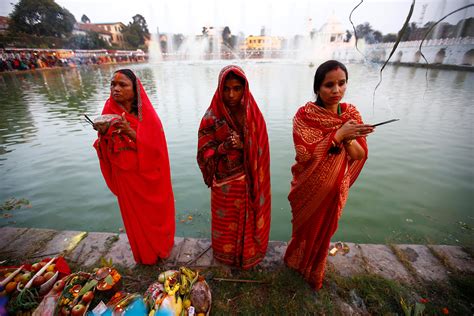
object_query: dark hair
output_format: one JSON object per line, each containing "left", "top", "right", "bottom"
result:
{"left": 225, "top": 71, "right": 246, "bottom": 86}
{"left": 313, "top": 60, "right": 348, "bottom": 107}
{"left": 114, "top": 69, "right": 138, "bottom": 114}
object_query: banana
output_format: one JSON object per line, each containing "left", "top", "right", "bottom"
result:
{"left": 179, "top": 273, "right": 188, "bottom": 296}
{"left": 167, "top": 283, "right": 180, "bottom": 296}
{"left": 179, "top": 267, "right": 196, "bottom": 280}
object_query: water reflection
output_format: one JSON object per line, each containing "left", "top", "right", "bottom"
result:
{"left": 0, "top": 74, "right": 38, "bottom": 158}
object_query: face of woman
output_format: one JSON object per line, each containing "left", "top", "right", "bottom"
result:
{"left": 318, "top": 67, "right": 347, "bottom": 107}
{"left": 110, "top": 72, "right": 135, "bottom": 106}
{"left": 222, "top": 78, "right": 244, "bottom": 108}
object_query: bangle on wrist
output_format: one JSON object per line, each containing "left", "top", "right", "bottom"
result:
{"left": 344, "top": 139, "right": 354, "bottom": 146}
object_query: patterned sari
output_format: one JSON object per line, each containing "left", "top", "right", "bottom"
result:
{"left": 94, "top": 77, "right": 175, "bottom": 265}
{"left": 284, "top": 102, "right": 368, "bottom": 289}
{"left": 197, "top": 65, "right": 271, "bottom": 269}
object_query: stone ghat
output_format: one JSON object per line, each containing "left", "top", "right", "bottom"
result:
{"left": 0, "top": 227, "right": 472, "bottom": 284}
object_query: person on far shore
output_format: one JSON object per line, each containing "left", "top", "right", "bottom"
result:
{"left": 197, "top": 65, "right": 271, "bottom": 269}
{"left": 93, "top": 69, "right": 175, "bottom": 265}
{"left": 284, "top": 60, "right": 374, "bottom": 289}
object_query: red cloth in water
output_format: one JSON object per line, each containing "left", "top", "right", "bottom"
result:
{"left": 284, "top": 102, "right": 368, "bottom": 289}
{"left": 197, "top": 65, "right": 271, "bottom": 269}
{"left": 94, "top": 78, "right": 175, "bottom": 264}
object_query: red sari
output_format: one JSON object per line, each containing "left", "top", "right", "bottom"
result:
{"left": 94, "top": 79, "right": 175, "bottom": 265}
{"left": 284, "top": 102, "right": 368, "bottom": 289}
{"left": 197, "top": 65, "right": 271, "bottom": 269}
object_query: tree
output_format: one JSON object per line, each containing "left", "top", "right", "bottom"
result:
{"left": 123, "top": 14, "right": 150, "bottom": 48}
{"left": 344, "top": 30, "right": 352, "bottom": 42}
{"left": 132, "top": 14, "right": 149, "bottom": 35}
{"left": 9, "top": 0, "right": 76, "bottom": 38}
{"left": 81, "top": 14, "right": 90, "bottom": 23}
{"left": 373, "top": 30, "right": 383, "bottom": 43}
{"left": 222, "top": 26, "right": 234, "bottom": 48}
{"left": 355, "top": 22, "right": 373, "bottom": 40}
{"left": 382, "top": 33, "right": 397, "bottom": 43}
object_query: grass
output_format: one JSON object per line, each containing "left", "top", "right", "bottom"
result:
{"left": 111, "top": 264, "right": 472, "bottom": 315}
{"left": 5, "top": 251, "right": 473, "bottom": 315}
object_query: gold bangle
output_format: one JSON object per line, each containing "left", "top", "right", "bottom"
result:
{"left": 344, "top": 139, "right": 354, "bottom": 146}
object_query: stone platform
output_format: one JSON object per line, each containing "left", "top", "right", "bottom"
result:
{"left": 0, "top": 227, "right": 472, "bottom": 283}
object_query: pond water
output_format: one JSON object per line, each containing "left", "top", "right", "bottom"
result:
{"left": 0, "top": 61, "right": 473, "bottom": 246}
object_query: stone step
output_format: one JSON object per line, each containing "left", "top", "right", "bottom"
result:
{"left": 1, "top": 227, "right": 472, "bottom": 285}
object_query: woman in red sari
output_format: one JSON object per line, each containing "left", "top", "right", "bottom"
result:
{"left": 284, "top": 60, "right": 375, "bottom": 289}
{"left": 94, "top": 69, "right": 175, "bottom": 265}
{"left": 197, "top": 65, "right": 271, "bottom": 269}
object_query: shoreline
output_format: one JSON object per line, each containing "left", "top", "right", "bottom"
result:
{"left": 1, "top": 226, "right": 473, "bottom": 314}
{"left": 1, "top": 59, "right": 472, "bottom": 76}
{"left": 1, "top": 226, "right": 472, "bottom": 278}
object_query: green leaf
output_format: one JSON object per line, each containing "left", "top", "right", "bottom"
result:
{"left": 78, "top": 279, "right": 98, "bottom": 296}
{"left": 105, "top": 274, "right": 114, "bottom": 285}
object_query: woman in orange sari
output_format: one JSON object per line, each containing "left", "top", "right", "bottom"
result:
{"left": 94, "top": 69, "right": 175, "bottom": 265}
{"left": 197, "top": 65, "right": 271, "bottom": 269}
{"left": 284, "top": 60, "right": 374, "bottom": 289}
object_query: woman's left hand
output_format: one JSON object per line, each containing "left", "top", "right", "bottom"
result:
{"left": 114, "top": 112, "right": 136, "bottom": 141}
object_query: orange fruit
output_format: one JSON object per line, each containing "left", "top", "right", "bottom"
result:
{"left": 5, "top": 281, "right": 17, "bottom": 293}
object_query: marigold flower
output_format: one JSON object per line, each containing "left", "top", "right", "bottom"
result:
{"left": 442, "top": 307, "right": 449, "bottom": 315}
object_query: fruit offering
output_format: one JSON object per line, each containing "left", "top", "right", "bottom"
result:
{"left": 147, "top": 267, "right": 211, "bottom": 316}
{"left": 55, "top": 272, "right": 91, "bottom": 316}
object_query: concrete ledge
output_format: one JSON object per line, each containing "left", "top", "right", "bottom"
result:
{"left": 1, "top": 227, "right": 472, "bottom": 285}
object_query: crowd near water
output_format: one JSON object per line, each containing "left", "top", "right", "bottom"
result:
{"left": 0, "top": 49, "right": 147, "bottom": 72}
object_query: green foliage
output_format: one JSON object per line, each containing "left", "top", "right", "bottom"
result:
{"left": 123, "top": 14, "right": 150, "bottom": 49}
{"left": 331, "top": 272, "right": 412, "bottom": 314}
{"left": 81, "top": 14, "right": 90, "bottom": 24}
{"left": 8, "top": 0, "right": 76, "bottom": 38}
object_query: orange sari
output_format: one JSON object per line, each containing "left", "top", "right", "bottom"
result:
{"left": 284, "top": 102, "right": 367, "bottom": 289}
{"left": 197, "top": 65, "right": 271, "bottom": 269}
{"left": 94, "top": 79, "right": 175, "bottom": 265}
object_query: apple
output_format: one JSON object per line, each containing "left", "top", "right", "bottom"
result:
{"left": 32, "top": 275, "right": 46, "bottom": 287}
{"left": 81, "top": 291, "right": 94, "bottom": 304}
{"left": 20, "top": 272, "right": 32, "bottom": 284}
{"left": 31, "top": 262, "right": 42, "bottom": 272}
{"left": 71, "top": 304, "right": 86, "bottom": 316}
{"left": 53, "top": 279, "right": 66, "bottom": 292}
{"left": 43, "top": 271, "right": 55, "bottom": 281}
{"left": 61, "top": 306, "right": 71, "bottom": 315}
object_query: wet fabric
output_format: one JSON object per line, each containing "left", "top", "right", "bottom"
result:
{"left": 284, "top": 102, "right": 367, "bottom": 289}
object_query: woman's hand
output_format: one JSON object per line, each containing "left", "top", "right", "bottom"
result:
{"left": 113, "top": 112, "right": 137, "bottom": 141}
{"left": 93, "top": 122, "right": 109, "bottom": 135}
{"left": 335, "top": 120, "right": 374, "bottom": 143}
{"left": 226, "top": 131, "right": 243, "bottom": 149}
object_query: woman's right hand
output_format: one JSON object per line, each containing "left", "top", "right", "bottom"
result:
{"left": 93, "top": 122, "right": 109, "bottom": 135}
{"left": 335, "top": 120, "right": 374, "bottom": 142}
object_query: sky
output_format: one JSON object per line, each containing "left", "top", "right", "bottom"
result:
{"left": 1, "top": 0, "right": 473, "bottom": 36}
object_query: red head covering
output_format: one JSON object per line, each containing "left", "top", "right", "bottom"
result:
{"left": 100, "top": 73, "right": 172, "bottom": 176}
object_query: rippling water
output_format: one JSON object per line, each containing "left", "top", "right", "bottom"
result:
{"left": 0, "top": 62, "right": 472, "bottom": 245}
